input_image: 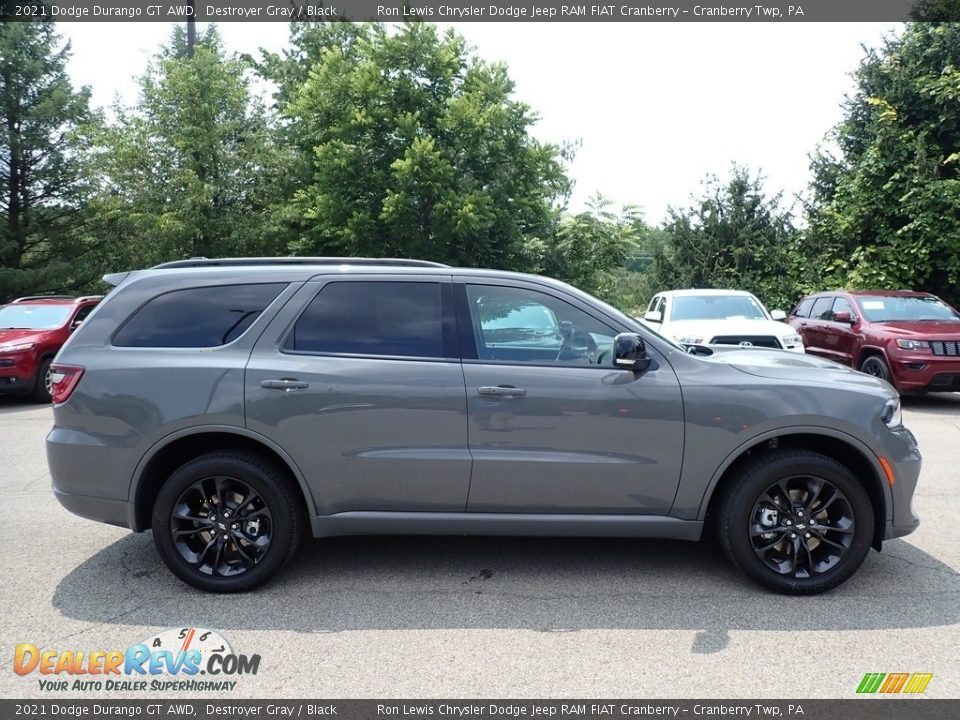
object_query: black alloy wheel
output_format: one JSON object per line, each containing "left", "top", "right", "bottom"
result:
{"left": 152, "top": 451, "right": 302, "bottom": 592}
{"left": 717, "top": 449, "right": 874, "bottom": 595}
{"left": 749, "top": 475, "right": 854, "bottom": 578}
{"left": 860, "top": 355, "right": 891, "bottom": 382}
{"left": 170, "top": 475, "right": 274, "bottom": 577}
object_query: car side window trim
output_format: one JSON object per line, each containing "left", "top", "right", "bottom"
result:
{"left": 279, "top": 278, "right": 461, "bottom": 363}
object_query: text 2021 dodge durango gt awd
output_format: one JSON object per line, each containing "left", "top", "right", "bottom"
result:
{"left": 46, "top": 258, "right": 921, "bottom": 594}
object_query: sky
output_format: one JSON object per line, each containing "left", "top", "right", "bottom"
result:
{"left": 59, "top": 21, "right": 900, "bottom": 224}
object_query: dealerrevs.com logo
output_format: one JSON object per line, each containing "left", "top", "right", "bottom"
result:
{"left": 13, "top": 627, "right": 260, "bottom": 692}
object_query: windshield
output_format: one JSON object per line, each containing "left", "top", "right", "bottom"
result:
{"left": 858, "top": 296, "right": 960, "bottom": 323}
{"left": 0, "top": 305, "right": 72, "bottom": 330}
{"left": 671, "top": 295, "right": 769, "bottom": 322}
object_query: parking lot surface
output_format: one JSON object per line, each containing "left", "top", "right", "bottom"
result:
{"left": 1, "top": 395, "right": 958, "bottom": 699}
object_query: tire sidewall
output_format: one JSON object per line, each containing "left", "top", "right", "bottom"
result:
{"left": 31, "top": 358, "right": 53, "bottom": 403}
{"left": 723, "top": 453, "right": 874, "bottom": 594}
{"left": 152, "top": 454, "right": 297, "bottom": 593}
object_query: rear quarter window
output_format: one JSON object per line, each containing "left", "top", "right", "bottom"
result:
{"left": 112, "top": 283, "right": 286, "bottom": 348}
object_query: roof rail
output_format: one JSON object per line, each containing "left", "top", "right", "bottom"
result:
{"left": 11, "top": 295, "right": 75, "bottom": 303}
{"left": 150, "top": 257, "right": 450, "bottom": 270}
{"left": 75, "top": 295, "right": 104, "bottom": 303}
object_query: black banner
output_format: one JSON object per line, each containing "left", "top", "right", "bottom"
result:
{"left": 2, "top": 700, "right": 959, "bottom": 720}
{"left": 2, "top": 0, "right": 952, "bottom": 23}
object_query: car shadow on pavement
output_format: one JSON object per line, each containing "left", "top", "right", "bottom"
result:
{"left": 902, "top": 393, "right": 960, "bottom": 414}
{"left": 0, "top": 397, "right": 48, "bottom": 414}
{"left": 52, "top": 532, "right": 960, "bottom": 653}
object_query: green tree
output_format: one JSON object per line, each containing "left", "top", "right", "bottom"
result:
{"left": 0, "top": 14, "right": 96, "bottom": 300}
{"left": 653, "top": 166, "right": 800, "bottom": 311}
{"left": 524, "top": 195, "right": 645, "bottom": 307}
{"left": 267, "top": 22, "right": 570, "bottom": 268}
{"left": 91, "top": 26, "right": 289, "bottom": 270}
{"left": 804, "top": 23, "right": 960, "bottom": 305}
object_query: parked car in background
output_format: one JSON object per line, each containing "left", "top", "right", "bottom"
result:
{"left": 788, "top": 290, "right": 960, "bottom": 394}
{"left": 640, "top": 289, "right": 804, "bottom": 352}
{"left": 0, "top": 295, "right": 102, "bottom": 402}
{"left": 47, "top": 258, "right": 919, "bottom": 595}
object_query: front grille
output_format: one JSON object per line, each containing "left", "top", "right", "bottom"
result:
{"left": 710, "top": 335, "right": 782, "bottom": 349}
{"left": 931, "top": 341, "right": 960, "bottom": 356}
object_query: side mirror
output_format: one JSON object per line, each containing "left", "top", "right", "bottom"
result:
{"left": 833, "top": 311, "right": 855, "bottom": 324}
{"left": 643, "top": 310, "right": 663, "bottom": 324}
{"left": 613, "top": 333, "right": 652, "bottom": 372}
{"left": 770, "top": 309, "right": 787, "bottom": 321}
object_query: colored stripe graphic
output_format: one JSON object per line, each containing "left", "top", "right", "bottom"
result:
{"left": 857, "top": 673, "right": 885, "bottom": 693}
{"left": 904, "top": 673, "right": 933, "bottom": 694}
{"left": 857, "top": 672, "right": 932, "bottom": 694}
{"left": 880, "top": 673, "right": 909, "bottom": 693}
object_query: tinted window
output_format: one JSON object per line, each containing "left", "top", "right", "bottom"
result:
{"left": 810, "top": 297, "right": 834, "bottom": 321}
{"left": 792, "top": 298, "right": 814, "bottom": 318}
{"left": 466, "top": 284, "right": 616, "bottom": 367}
{"left": 287, "top": 282, "right": 451, "bottom": 359}
{"left": 113, "top": 284, "right": 286, "bottom": 348}
{"left": 72, "top": 305, "right": 96, "bottom": 324}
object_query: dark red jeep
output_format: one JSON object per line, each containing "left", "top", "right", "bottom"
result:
{"left": 788, "top": 289, "right": 960, "bottom": 394}
{"left": 0, "top": 295, "right": 102, "bottom": 402}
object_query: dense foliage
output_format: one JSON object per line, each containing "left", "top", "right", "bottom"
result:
{"left": 1, "top": 20, "right": 959, "bottom": 316}
{"left": 801, "top": 22, "right": 960, "bottom": 306}
{"left": 0, "top": 15, "right": 96, "bottom": 298}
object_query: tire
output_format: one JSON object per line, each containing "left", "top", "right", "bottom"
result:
{"left": 860, "top": 354, "right": 892, "bottom": 384}
{"left": 30, "top": 358, "right": 53, "bottom": 403}
{"left": 152, "top": 451, "right": 303, "bottom": 593}
{"left": 716, "top": 450, "right": 874, "bottom": 595}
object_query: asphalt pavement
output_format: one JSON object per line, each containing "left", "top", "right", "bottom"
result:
{"left": 1, "top": 395, "right": 958, "bottom": 698}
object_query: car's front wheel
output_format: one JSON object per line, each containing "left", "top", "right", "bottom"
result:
{"left": 717, "top": 450, "right": 874, "bottom": 595}
{"left": 152, "top": 451, "right": 303, "bottom": 593}
{"left": 30, "top": 358, "right": 53, "bottom": 403}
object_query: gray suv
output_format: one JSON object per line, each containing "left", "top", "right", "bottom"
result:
{"left": 46, "top": 258, "right": 921, "bottom": 594}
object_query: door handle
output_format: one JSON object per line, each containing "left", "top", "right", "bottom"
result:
{"left": 478, "top": 385, "right": 527, "bottom": 398}
{"left": 260, "top": 378, "right": 310, "bottom": 391}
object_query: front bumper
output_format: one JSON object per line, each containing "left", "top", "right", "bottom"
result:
{"left": 0, "top": 352, "right": 38, "bottom": 394}
{"left": 883, "top": 426, "right": 922, "bottom": 540}
{"left": 889, "top": 351, "right": 960, "bottom": 393}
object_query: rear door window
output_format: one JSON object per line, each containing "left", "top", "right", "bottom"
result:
{"left": 285, "top": 281, "right": 456, "bottom": 359}
{"left": 113, "top": 284, "right": 286, "bottom": 348}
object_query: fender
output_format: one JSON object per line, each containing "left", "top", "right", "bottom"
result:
{"left": 127, "top": 424, "right": 318, "bottom": 532}
{"left": 693, "top": 425, "right": 894, "bottom": 522}
{"left": 855, "top": 343, "right": 889, "bottom": 368}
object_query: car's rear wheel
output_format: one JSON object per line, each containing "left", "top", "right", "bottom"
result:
{"left": 860, "top": 355, "right": 892, "bottom": 384}
{"left": 717, "top": 450, "right": 874, "bottom": 595}
{"left": 152, "top": 451, "right": 302, "bottom": 593}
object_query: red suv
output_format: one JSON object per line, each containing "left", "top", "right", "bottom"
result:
{"left": 0, "top": 295, "right": 102, "bottom": 402}
{"left": 788, "top": 289, "right": 960, "bottom": 394}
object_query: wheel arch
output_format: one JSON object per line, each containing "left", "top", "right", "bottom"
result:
{"left": 699, "top": 429, "right": 890, "bottom": 551}
{"left": 855, "top": 344, "right": 889, "bottom": 369}
{"left": 129, "top": 426, "right": 316, "bottom": 532}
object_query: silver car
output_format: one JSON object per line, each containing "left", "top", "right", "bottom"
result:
{"left": 46, "top": 258, "right": 921, "bottom": 594}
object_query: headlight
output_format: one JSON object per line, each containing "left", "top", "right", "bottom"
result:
{"left": 674, "top": 335, "right": 704, "bottom": 345}
{"left": 881, "top": 398, "right": 902, "bottom": 428}
{"left": 782, "top": 334, "right": 803, "bottom": 346}
{"left": 0, "top": 342, "right": 35, "bottom": 353}
{"left": 895, "top": 339, "right": 929, "bottom": 350}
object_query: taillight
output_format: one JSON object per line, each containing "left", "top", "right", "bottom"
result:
{"left": 49, "top": 364, "right": 84, "bottom": 404}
